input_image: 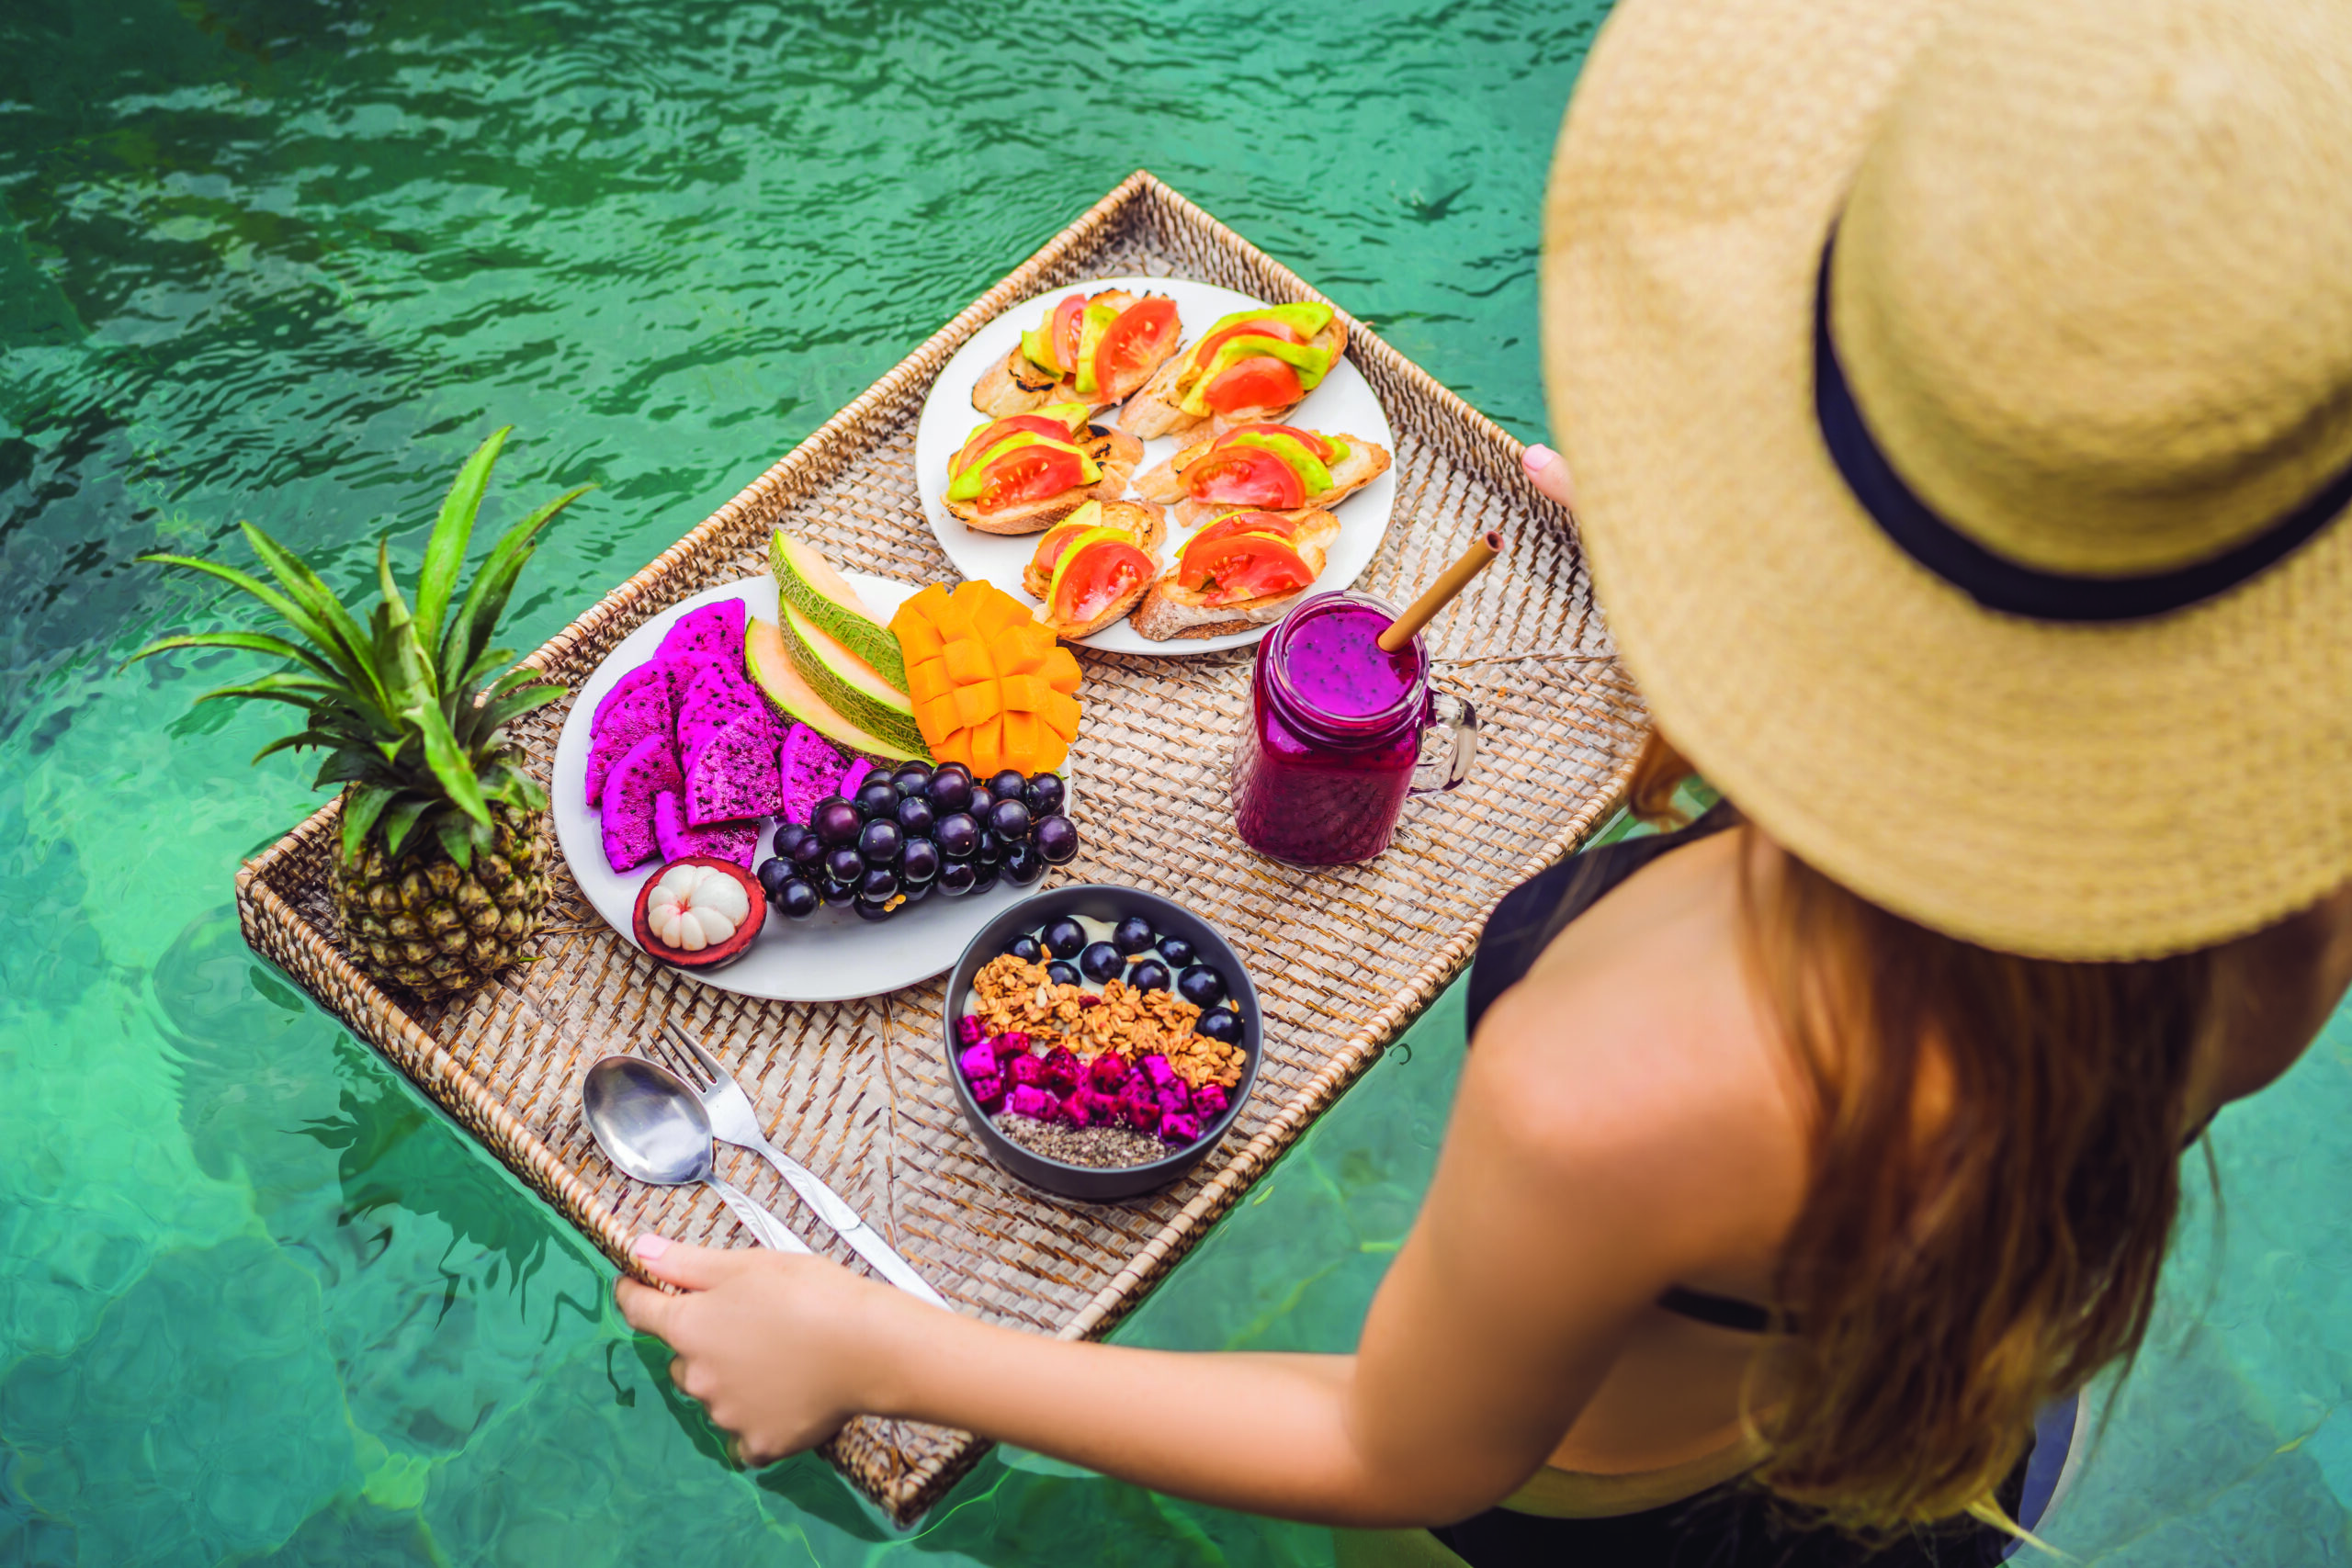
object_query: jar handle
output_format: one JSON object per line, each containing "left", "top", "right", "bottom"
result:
{"left": 1410, "top": 689, "right": 1478, "bottom": 796}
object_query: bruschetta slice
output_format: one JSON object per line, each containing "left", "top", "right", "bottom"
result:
{"left": 1119, "top": 302, "right": 1348, "bottom": 440}
{"left": 972, "top": 290, "right": 1182, "bottom": 418}
{"left": 1133, "top": 424, "right": 1390, "bottom": 529}
{"left": 1035, "top": 513, "right": 1165, "bottom": 641}
{"left": 944, "top": 403, "right": 1145, "bottom": 536}
{"left": 1022, "top": 500, "right": 1167, "bottom": 601}
{"left": 1130, "top": 509, "right": 1343, "bottom": 642}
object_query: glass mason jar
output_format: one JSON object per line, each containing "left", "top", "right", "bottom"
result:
{"left": 1228, "top": 592, "right": 1478, "bottom": 865}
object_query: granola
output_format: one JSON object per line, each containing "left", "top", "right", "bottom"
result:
{"left": 966, "top": 953, "right": 1244, "bottom": 1089}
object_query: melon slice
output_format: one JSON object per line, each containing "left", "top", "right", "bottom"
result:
{"left": 653, "top": 791, "right": 761, "bottom": 869}
{"left": 783, "top": 604, "right": 925, "bottom": 757}
{"left": 743, "top": 616, "right": 929, "bottom": 763}
{"left": 683, "top": 709, "right": 784, "bottom": 826}
{"left": 772, "top": 531, "right": 906, "bottom": 688}
{"left": 777, "top": 723, "right": 849, "bottom": 826}
{"left": 655, "top": 598, "right": 748, "bottom": 668}
{"left": 584, "top": 661, "right": 676, "bottom": 807}
{"left": 600, "top": 733, "right": 681, "bottom": 872}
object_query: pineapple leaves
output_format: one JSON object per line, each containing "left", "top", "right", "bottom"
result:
{"left": 438, "top": 482, "right": 593, "bottom": 691}
{"left": 477, "top": 681, "right": 567, "bottom": 735}
{"left": 434, "top": 812, "right": 479, "bottom": 872}
{"left": 380, "top": 795, "right": 434, "bottom": 858}
{"left": 127, "top": 630, "right": 340, "bottom": 685}
{"left": 342, "top": 784, "right": 397, "bottom": 861}
{"left": 237, "top": 522, "right": 381, "bottom": 704}
{"left": 413, "top": 426, "right": 510, "bottom": 658}
{"left": 403, "top": 680, "right": 492, "bottom": 827}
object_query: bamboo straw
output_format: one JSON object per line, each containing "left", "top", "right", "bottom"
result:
{"left": 1379, "top": 531, "right": 1505, "bottom": 651}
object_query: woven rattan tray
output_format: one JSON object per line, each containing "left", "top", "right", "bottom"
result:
{"left": 234, "top": 172, "right": 1644, "bottom": 1522}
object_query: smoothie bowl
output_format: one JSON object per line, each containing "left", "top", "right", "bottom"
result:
{"left": 943, "top": 885, "right": 1261, "bottom": 1201}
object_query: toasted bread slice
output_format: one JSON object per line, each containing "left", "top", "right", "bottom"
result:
{"left": 972, "top": 290, "right": 1180, "bottom": 417}
{"left": 1022, "top": 501, "right": 1167, "bottom": 599}
{"left": 1133, "top": 434, "right": 1391, "bottom": 526}
{"left": 947, "top": 425, "right": 1145, "bottom": 536}
{"left": 1129, "top": 510, "right": 1341, "bottom": 641}
{"left": 1118, "top": 316, "right": 1350, "bottom": 440}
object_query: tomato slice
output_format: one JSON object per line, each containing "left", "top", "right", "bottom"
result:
{"left": 1187, "top": 511, "right": 1300, "bottom": 550}
{"left": 1048, "top": 538, "right": 1156, "bottom": 625}
{"left": 978, "top": 445, "right": 1087, "bottom": 513}
{"left": 1052, "top": 296, "right": 1088, "bottom": 374}
{"left": 1177, "top": 532, "right": 1316, "bottom": 605}
{"left": 953, "top": 414, "right": 1080, "bottom": 477}
{"left": 1190, "top": 317, "right": 1307, "bottom": 371}
{"left": 1093, "top": 298, "right": 1179, "bottom": 398}
{"left": 1216, "top": 423, "right": 1334, "bottom": 464}
{"left": 1203, "top": 356, "right": 1306, "bottom": 416}
{"left": 1033, "top": 513, "right": 1126, "bottom": 578}
{"left": 1183, "top": 444, "right": 1307, "bottom": 509}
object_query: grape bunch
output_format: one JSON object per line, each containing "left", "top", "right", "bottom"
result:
{"left": 756, "top": 764, "right": 1078, "bottom": 925}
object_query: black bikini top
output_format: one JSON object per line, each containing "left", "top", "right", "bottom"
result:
{"left": 1466, "top": 804, "right": 1778, "bottom": 1335}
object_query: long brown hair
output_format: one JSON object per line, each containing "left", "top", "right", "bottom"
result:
{"left": 1626, "top": 732, "right": 2225, "bottom": 1530}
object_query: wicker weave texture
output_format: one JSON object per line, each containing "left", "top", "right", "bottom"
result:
{"left": 234, "top": 173, "right": 1644, "bottom": 1522}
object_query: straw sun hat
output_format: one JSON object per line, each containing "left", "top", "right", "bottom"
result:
{"left": 1544, "top": 0, "right": 2352, "bottom": 960}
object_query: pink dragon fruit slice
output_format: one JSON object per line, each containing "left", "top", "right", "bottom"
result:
{"left": 652, "top": 790, "right": 759, "bottom": 869}
{"left": 837, "top": 756, "right": 875, "bottom": 801}
{"left": 682, "top": 709, "right": 784, "bottom": 826}
{"left": 653, "top": 598, "right": 747, "bottom": 668}
{"left": 776, "top": 723, "right": 849, "bottom": 826}
{"left": 599, "top": 733, "right": 681, "bottom": 873}
{"left": 584, "top": 662, "right": 677, "bottom": 807}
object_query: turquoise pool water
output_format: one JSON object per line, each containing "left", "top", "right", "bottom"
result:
{"left": 3, "top": 2, "right": 2347, "bottom": 1562}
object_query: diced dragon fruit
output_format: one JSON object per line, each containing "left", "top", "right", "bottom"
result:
{"left": 1008, "top": 1055, "right": 1046, "bottom": 1089}
{"left": 583, "top": 662, "right": 678, "bottom": 808}
{"left": 1155, "top": 1080, "right": 1193, "bottom": 1117}
{"left": 1192, "top": 1082, "right": 1230, "bottom": 1121}
{"left": 956, "top": 1015, "right": 986, "bottom": 1046}
{"left": 995, "top": 1030, "right": 1034, "bottom": 1058}
{"left": 1140, "top": 1055, "right": 1177, "bottom": 1089}
{"left": 1062, "top": 1092, "right": 1096, "bottom": 1129}
{"left": 652, "top": 790, "right": 759, "bottom": 869}
{"left": 1087, "top": 1054, "right": 1131, "bottom": 1092}
{"left": 682, "top": 709, "right": 783, "bottom": 826}
{"left": 969, "top": 1073, "right": 1006, "bottom": 1112}
{"left": 776, "top": 723, "right": 849, "bottom": 827}
{"left": 599, "top": 733, "right": 681, "bottom": 873}
{"left": 1002, "top": 1085, "right": 1057, "bottom": 1122}
{"left": 1041, "top": 1047, "right": 1083, "bottom": 1096}
{"left": 1158, "top": 1112, "right": 1203, "bottom": 1145}
{"left": 957, "top": 1043, "right": 998, "bottom": 1081}
{"left": 654, "top": 598, "right": 747, "bottom": 668}
{"left": 1114, "top": 1089, "right": 1160, "bottom": 1134}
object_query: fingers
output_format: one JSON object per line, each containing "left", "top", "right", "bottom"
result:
{"left": 615, "top": 1273, "right": 677, "bottom": 1340}
{"left": 1522, "top": 444, "right": 1577, "bottom": 511}
{"left": 630, "top": 1232, "right": 762, "bottom": 1292}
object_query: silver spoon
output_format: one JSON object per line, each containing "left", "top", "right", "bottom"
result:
{"left": 582, "top": 1055, "right": 810, "bottom": 1255}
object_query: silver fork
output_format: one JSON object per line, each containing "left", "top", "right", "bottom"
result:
{"left": 654, "top": 1021, "right": 950, "bottom": 1309}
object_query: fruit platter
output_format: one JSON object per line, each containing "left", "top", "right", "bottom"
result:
{"left": 551, "top": 531, "right": 1091, "bottom": 1002}
{"left": 913, "top": 276, "right": 1399, "bottom": 657}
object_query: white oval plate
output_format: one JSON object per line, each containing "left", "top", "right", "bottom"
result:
{"left": 549, "top": 571, "right": 1061, "bottom": 1001}
{"left": 914, "top": 276, "right": 1398, "bottom": 657}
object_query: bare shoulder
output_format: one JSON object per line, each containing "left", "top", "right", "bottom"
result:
{"left": 1453, "top": 829, "right": 1811, "bottom": 1269}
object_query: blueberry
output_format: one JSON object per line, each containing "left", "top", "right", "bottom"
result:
{"left": 935, "top": 860, "right": 978, "bottom": 897}
{"left": 899, "top": 837, "right": 941, "bottom": 885}
{"left": 926, "top": 767, "right": 974, "bottom": 814}
{"left": 976, "top": 829, "right": 1002, "bottom": 866}
{"left": 891, "top": 761, "right": 934, "bottom": 797}
{"left": 855, "top": 779, "right": 899, "bottom": 821}
{"left": 1157, "top": 934, "right": 1196, "bottom": 968}
{"left": 773, "top": 822, "right": 811, "bottom": 861}
{"left": 895, "top": 795, "right": 936, "bottom": 839}
{"left": 824, "top": 846, "right": 865, "bottom": 885}
{"left": 853, "top": 897, "right": 898, "bottom": 922}
{"left": 1046, "top": 960, "right": 1081, "bottom": 987}
{"left": 857, "top": 818, "right": 903, "bottom": 865}
{"left": 987, "top": 797, "right": 1033, "bottom": 843}
{"left": 935, "top": 812, "right": 980, "bottom": 859}
{"left": 812, "top": 798, "right": 863, "bottom": 848}
{"left": 1177, "top": 966, "right": 1227, "bottom": 1008}
{"left": 1080, "top": 942, "right": 1125, "bottom": 983}
{"left": 820, "top": 877, "right": 858, "bottom": 908}
{"left": 1007, "top": 935, "right": 1046, "bottom": 963}
{"left": 858, "top": 865, "right": 899, "bottom": 903}
{"left": 756, "top": 857, "right": 794, "bottom": 899}
{"left": 1002, "top": 840, "right": 1046, "bottom": 886}
{"left": 1024, "top": 772, "right": 1066, "bottom": 816}
{"left": 775, "top": 878, "right": 820, "bottom": 920}
{"left": 988, "top": 769, "right": 1028, "bottom": 802}
{"left": 1033, "top": 815, "right": 1080, "bottom": 865}
{"left": 1197, "top": 1008, "right": 1243, "bottom": 1044}
{"left": 1042, "top": 918, "right": 1087, "bottom": 958}
{"left": 1113, "top": 916, "right": 1157, "bottom": 955}
{"left": 967, "top": 860, "right": 1001, "bottom": 897}
{"left": 1129, "top": 959, "right": 1170, "bottom": 993}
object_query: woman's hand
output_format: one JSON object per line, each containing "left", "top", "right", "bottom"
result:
{"left": 614, "top": 1235, "right": 921, "bottom": 1466}
{"left": 1523, "top": 443, "right": 1576, "bottom": 510}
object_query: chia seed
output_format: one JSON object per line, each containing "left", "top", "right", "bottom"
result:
{"left": 992, "top": 1113, "right": 1174, "bottom": 1168}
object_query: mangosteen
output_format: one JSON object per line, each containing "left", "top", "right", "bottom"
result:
{"left": 632, "top": 856, "right": 765, "bottom": 970}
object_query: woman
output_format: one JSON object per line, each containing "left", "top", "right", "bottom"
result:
{"left": 619, "top": 0, "right": 2352, "bottom": 1560}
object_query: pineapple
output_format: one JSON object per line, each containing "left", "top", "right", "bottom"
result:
{"left": 136, "top": 428, "right": 591, "bottom": 998}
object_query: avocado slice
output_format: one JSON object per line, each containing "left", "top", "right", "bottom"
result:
{"left": 1178, "top": 336, "right": 1335, "bottom": 416}
{"left": 1224, "top": 431, "right": 1334, "bottom": 494}
{"left": 1071, "top": 301, "right": 1120, "bottom": 398}
{"left": 771, "top": 531, "right": 907, "bottom": 688}
{"left": 1020, "top": 324, "right": 1062, "bottom": 376}
{"left": 745, "top": 617, "right": 928, "bottom": 764}
{"left": 1196, "top": 302, "right": 1335, "bottom": 343}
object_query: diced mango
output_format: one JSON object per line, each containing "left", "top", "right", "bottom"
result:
{"left": 1041, "top": 647, "right": 1083, "bottom": 694}
{"left": 885, "top": 577, "right": 1083, "bottom": 775}
{"left": 895, "top": 615, "right": 945, "bottom": 661}
{"left": 951, "top": 679, "right": 1001, "bottom": 730}
{"left": 1001, "top": 709, "right": 1043, "bottom": 768}
{"left": 967, "top": 716, "right": 1004, "bottom": 777}
{"left": 1032, "top": 730, "right": 1069, "bottom": 774}
{"left": 941, "top": 635, "right": 996, "bottom": 684}
{"left": 1040, "top": 688, "right": 1081, "bottom": 740}
{"left": 999, "top": 673, "right": 1050, "bottom": 713}
{"left": 996, "top": 622, "right": 1054, "bottom": 675}
{"left": 976, "top": 593, "right": 1033, "bottom": 635}
{"left": 916, "top": 694, "right": 961, "bottom": 745}
{"left": 907, "top": 656, "right": 956, "bottom": 705}
{"left": 893, "top": 581, "right": 953, "bottom": 631}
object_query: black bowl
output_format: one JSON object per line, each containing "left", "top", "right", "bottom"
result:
{"left": 942, "top": 883, "right": 1262, "bottom": 1201}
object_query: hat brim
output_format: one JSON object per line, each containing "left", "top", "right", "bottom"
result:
{"left": 1543, "top": 0, "right": 2352, "bottom": 958}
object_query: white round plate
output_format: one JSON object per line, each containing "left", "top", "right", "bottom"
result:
{"left": 549, "top": 572, "right": 1062, "bottom": 1002}
{"left": 914, "top": 276, "right": 1398, "bottom": 657}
